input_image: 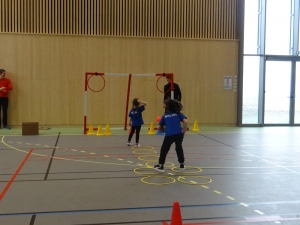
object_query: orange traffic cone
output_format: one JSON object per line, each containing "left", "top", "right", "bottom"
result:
{"left": 170, "top": 202, "right": 182, "bottom": 225}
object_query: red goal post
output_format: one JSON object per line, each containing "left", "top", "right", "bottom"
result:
{"left": 84, "top": 72, "right": 174, "bottom": 134}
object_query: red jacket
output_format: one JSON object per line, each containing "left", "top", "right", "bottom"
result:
{"left": 0, "top": 78, "right": 13, "bottom": 98}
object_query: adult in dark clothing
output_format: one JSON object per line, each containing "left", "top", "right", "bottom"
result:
{"left": 164, "top": 75, "right": 182, "bottom": 101}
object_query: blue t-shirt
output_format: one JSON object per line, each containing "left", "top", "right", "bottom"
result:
{"left": 159, "top": 112, "right": 187, "bottom": 136}
{"left": 128, "top": 105, "right": 145, "bottom": 126}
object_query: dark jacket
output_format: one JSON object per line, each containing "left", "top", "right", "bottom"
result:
{"left": 164, "top": 83, "right": 181, "bottom": 101}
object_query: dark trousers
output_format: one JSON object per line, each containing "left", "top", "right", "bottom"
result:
{"left": 0, "top": 98, "right": 9, "bottom": 126}
{"left": 159, "top": 133, "right": 185, "bottom": 164}
{"left": 128, "top": 125, "right": 142, "bottom": 143}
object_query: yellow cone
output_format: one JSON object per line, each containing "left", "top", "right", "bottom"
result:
{"left": 148, "top": 122, "right": 156, "bottom": 134}
{"left": 96, "top": 125, "right": 104, "bottom": 136}
{"left": 192, "top": 120, "right": 199, "bottom": 132}
{"left": 104, "top": 124, "right": 112, "bottom": 135}
{"left": 87, "top": 124, "right": 95, "bottom": 135}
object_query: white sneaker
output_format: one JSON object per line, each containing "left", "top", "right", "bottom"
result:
{"left": 127, "top": 142, "right": 132, "bottom": 146}
{"left": 135, "top": 143, "right": 141, "bottom": 147}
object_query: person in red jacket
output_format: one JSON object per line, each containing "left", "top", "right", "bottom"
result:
{"left": 0, "top": 69, "right": 13, "bottom": 129}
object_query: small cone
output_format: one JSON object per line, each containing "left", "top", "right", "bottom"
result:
{"left": 192, "top": 120, "right": 199, "bottom": 132}
{"left": 148, "top": 122, "right": 156, "bottom": 134}
{"left": 104, "top": 124, "right": 112, "bottom": 135}
{"left": 170, "top": 202, "right": 183, "bottom": 225}
{"left": 96, "top": 125, "right": 104, "bottom": 136}
{"left": 87, "top": 124, "right": 95, "bottom": 135}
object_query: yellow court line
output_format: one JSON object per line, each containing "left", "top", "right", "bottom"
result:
{"left": 1, "top": 136, "right": 143, "bottom": 167}
{"left": 226, "top": 196, "right": 235, "bottom": 200}
{"left": 240, "top": 202, "right": 249, "bottom": 207}
{"left": 201, "top": 185, "right": 209, "bottom": 189}
{"left": 214, "top": 190, "right": 222, "bottom": 194}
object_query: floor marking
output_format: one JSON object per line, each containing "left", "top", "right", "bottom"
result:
{"left": 118, "top": 158, "right": 124, "bottom": 160}
{"left": 0, "top": 149, "right": 33, "bottom": 201}
{"left": 44, "top": 145, "right": 49, "bottom": 147}
{"left": 214, "top": 190, "right": 222, "bottom": 194}
{"left": 137, "top": 163, "right": 144, "bottom": 166}
{"left": 201, "top": 185, "right": 209, "bottom": 189}
{"left": 226, "top": 196, "right": 235, "bottom": 200}
{"left": 127, "top": 161, "right": 133, "bottom": 163}
{"left": 168, "top": 173, "right": 174, "bottom": 175}
{"left": 254, "top": 210, "right": 264, "bottom": 215}
{"left": 80, "top": 151, "right": 86, "bottom": 153}
{"left": 71, "top": 149, "right": 77, "bottom": 151}
{"left": 4, "top": 137, "right": 267, "bottom": 168}
{"left": 90, "top": 153, "right": 95, "bottom": 154}
{"left": 35, "top": 144, "right": 40, "bottom": 146}
{"left": 240, "top": 203, "right": 249, "bottom": 207}
{"left": 26, "top": 143, "right": 31, "bottom": 145}
{"left": 274, "top": 221, "right": 281, "bottom": 224}
{"left": 241, "top": 150, "right": 297, "bottom": 173}
{"left": 190, "top": 181, "right": 197, "bottom": 184}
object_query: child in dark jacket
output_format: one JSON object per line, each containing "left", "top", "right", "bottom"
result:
{"left": 154, "top": 99, "right": 187, "bottom": 172}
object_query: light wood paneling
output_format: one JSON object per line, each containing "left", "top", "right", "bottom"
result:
{"left": 0, "top": 0, "right": 237, "bottom": 39}
{"left": 0, "top": 34, "right": 238, "bottom": 126}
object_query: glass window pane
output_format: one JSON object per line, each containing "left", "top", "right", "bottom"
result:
{"left": 242, "top": 56, "right": 260, "bottom": 124}
{"left": 264, "top": 61, "right": 291, "bottom": 124}
{"left": 244, "top": 0, "right": 259, "bottom": 54}
{"left": 265, "top": 0, "right": 291, "bottom": 55}
{"left": 295, "top": 62, "right": 300, "bottom": 123}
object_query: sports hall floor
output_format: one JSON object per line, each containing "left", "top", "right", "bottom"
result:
{"left": 0, "top": 126, "right": 300, "bottom": 225}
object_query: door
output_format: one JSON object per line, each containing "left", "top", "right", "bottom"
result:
{"left": 264, "top": 57, "right": 300, "bottom": 125}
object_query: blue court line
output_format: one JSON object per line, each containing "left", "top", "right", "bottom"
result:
{"left": 1, "top": 200, "right": 300, "bottom": 217}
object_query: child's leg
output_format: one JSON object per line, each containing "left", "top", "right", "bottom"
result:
{"left": 135, "top": 125, "right": 142, "bottom": 143}
{"left": 127, "top": 126, "right": 137, "bottom": 142}
{"left": 174, "top": 133, "right": 185, "bottom": 164}
{"left": 158, "top": 136, "right": 173, "bottom": 164}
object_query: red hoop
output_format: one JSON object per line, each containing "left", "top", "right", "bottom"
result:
{"left": 87, "top": 74, "right": 106, "bottom": 92}
{"left": 156, "top": 76, "right": 171, "bottom": 93}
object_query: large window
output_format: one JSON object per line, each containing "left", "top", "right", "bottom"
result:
{"left": 242, "top": 0, "right": 300, "bottom": 126}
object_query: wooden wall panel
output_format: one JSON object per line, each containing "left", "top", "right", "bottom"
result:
{"left": 0, "top": 34, "right": 238, "bottom": 126}
{"left": 0, "top": 0, "right": 237, "bottom": 40}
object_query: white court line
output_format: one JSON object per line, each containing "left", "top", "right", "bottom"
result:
{"left": 240, "top": 150, "right": 297, "bottom": 173}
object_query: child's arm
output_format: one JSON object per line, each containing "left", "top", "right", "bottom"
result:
{"left": 158, "top": 125, "right": 165, "bottom": 132}
{"left": 182, "top": 118, "right": 188, "bottom": 133}
{"left": 138, "top": 100, "right": 147, "bottom": 106}
{"left": 129, "top": 118, "right": 132, "bottom": 126}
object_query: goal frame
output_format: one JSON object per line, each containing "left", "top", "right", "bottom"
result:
{"left": 84, "top": 72, "right": 174, "bottom": 134}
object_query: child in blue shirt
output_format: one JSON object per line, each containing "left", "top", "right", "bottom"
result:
{"left": 127, "top": 98, "right": 147, "bottom": 147}
{"left": 154, "top": 99, "right": 187, "bottom": 172}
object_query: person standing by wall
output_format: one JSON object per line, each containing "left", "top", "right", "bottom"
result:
{"left": 164, "top": 75, "right": 182, "bottom": 101}
{"left": 0, "top": 69, "right": 13, "bottom": 129}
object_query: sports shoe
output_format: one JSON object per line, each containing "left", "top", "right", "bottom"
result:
{"left": 154, "top": 164, "right": 164, "bottom": 172}
{"left": 135, "top": 143, "right": 141, "bottom": 147}
{"left": 3, "top": 126, "right": 10, "bottom": 130}
{"left": 180, "top": 163, "right": 185, "bottom": 170}
{"left": 127, "top": 142, "right": 132, "bottom": 146}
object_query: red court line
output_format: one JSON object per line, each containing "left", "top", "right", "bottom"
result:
{"left": 0, "top": 149, "right": 33, "bottom": 201}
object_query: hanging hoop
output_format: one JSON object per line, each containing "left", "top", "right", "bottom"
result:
{"left": 87, "top": 74, "right": 106, "bottom": 92}
{"left": 156, "top": 76, "right": 171, "bottom": 93}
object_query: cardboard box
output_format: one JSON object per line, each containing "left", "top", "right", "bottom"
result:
{"left": 22, "top": 122, "right": 39, "bottom": 135}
